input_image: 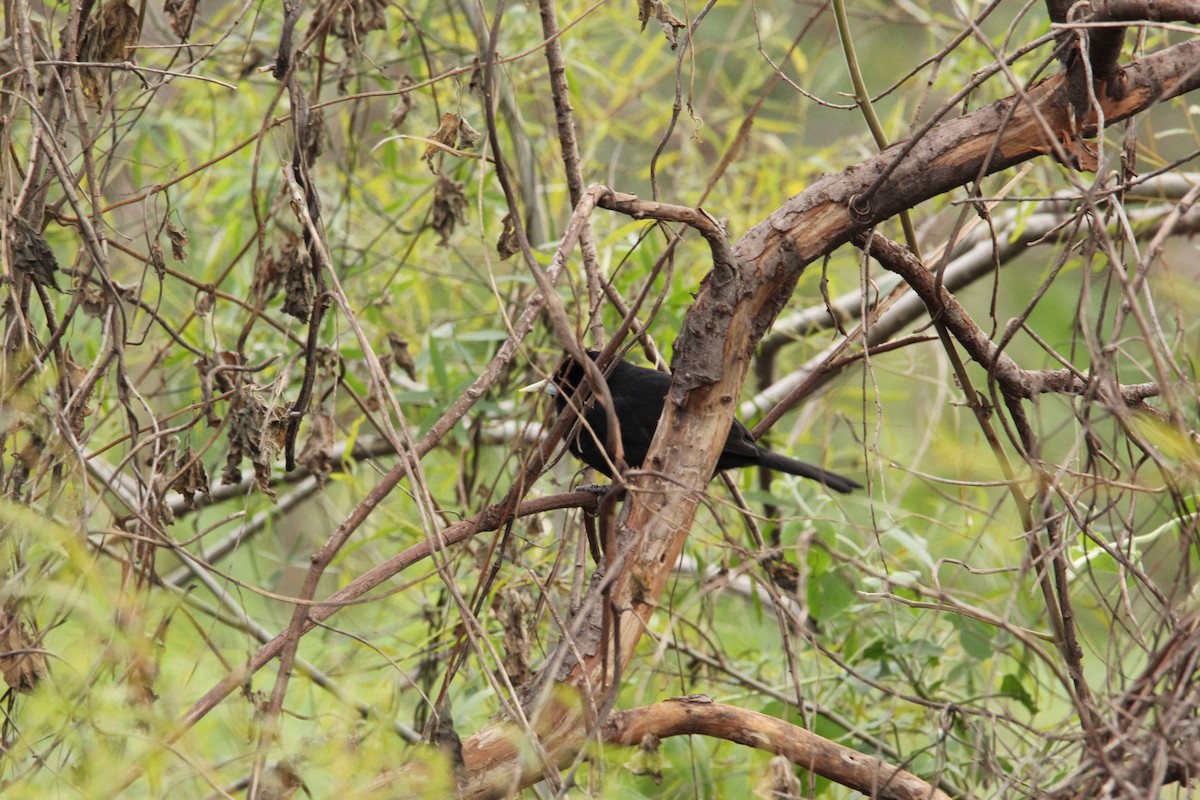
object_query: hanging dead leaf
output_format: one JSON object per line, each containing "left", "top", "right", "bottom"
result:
{"left": 221, "top": 389, "right": 283, "bottom": 497}
{"left": 258, "top": 760, "right": 305, "bottom": 800}
{"left": 81, "top": 282, "right": 106, "bottom": 317}
{"left": 625, "top": 733, "right": 664, "bottom": 784}
{"left": 430, "top": 174, "right": 467, "bottom": 245}
{"left": 194, "top": 285, "right": 215, "bottom": 317}
{"left": 385, "top": 333, "right": 417, "bottom": 380}
{"left": 253, "top": 231, "right": 311, "bottom": 318}
{"left": 0, "top": 612, "right": 48, "bottom": 693}
{"left": 297, "top": 411, "right": 335, "bottom": 487}
{"left": 171, "top": 446, "right": 212, "bottom": 510}
{"left": 282, "top": 253, "right": 314, "bottom": 321}
{"left": 468, "top": 57, "right": 485, "bottom": 94}
{"left": 754, "top": 755, "right": 801, "bottom": 800}
{"left": 456, "top": 116, "right": 481, "bottom": 150}
{"left": 149, "top": 238, "right": 166, "bottom": 278}
{"left": 61, "top": 347, "right": 89, "bottom": 392}
{"left": 9, "top": 216, "right": 61, "bottom": 291}
{"left": 254, "top": 233, "right": 314, "bottom": 320}
{"left": 125, "top": 641, "right": 159, "bottom": 705}
{"left": 77, "top": 0, "right": 142, "bottom": 99}
{"left": 163, "top": 0, "right": 197, "bottom": 41}
{"left": 390, "top": 82, "right": 415, "bottom": 130}
{"left": 330, "top": 0, "right": 388, "bottom": 45}
{"left": 253, "top": 246, "right": 286, "bottom": 297}
{"left": 302, "top": 107, "right": 326, "bottom": 163}
{"left": 423, "top": 112, "right": 461, "bottom": 172}
{"left": 163, "top": 0, "right": 195, "bottom": 41}
{"left": 167, "top": 217, "right": 189, "bottom": 261}
{"left": 63, "top": 348, "right": 94, "bottom": 438}
{"left": 637, "top": 0, "right": 686, "bottom": 47}
{"left": 496, "top": 213, "right": 520, "bottom": 260}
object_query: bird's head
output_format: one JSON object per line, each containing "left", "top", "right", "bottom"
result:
{"left": 519, "top": 352, "right": 598, "bottom": 401}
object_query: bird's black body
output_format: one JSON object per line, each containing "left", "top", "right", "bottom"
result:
{"left": 544, "top": 351, "right": 860, "bottom": 493}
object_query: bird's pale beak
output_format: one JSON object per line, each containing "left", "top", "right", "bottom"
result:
{"left": 520, "top": 379, "right": 557, "bottom": 396}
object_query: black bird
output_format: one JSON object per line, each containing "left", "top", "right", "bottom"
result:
{"left": 524, "top": 351, "right": 860, "bottom": 493}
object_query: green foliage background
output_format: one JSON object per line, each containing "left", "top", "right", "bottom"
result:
{"left": 1, "top": 0, "right": 1198, "bottom": 797}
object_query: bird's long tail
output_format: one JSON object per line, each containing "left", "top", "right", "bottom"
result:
{"left": 752, "top": 449, "right": 861, "bottom": 494}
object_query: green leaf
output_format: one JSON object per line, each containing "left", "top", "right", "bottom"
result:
{"left": 809, "top": 570, "right": 854, "bottom": 620}
{"left": 1000, "top": 673, "right": 1038, "bottom": 715}
{"left": 956, "top": 616, "right": 994, "bottom": 661}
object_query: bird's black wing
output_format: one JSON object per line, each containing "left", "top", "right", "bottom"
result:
{"left": 602, "top": 360, "right": 671, "bottom": 470}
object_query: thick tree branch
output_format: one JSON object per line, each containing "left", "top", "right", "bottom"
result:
{"left": 602, "top": 697, "right": 954, "bottom": 800}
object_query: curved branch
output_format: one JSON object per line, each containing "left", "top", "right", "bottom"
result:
{"left": 602, "top": 698, "right": 953, "bottom": 800}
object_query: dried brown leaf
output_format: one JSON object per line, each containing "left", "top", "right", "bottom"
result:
{"left": 81, "top": 282, "right": 106, "bottom": 317}
{"left": 423, "top": 112, "right": 461, "bottom": 173}
{"left": 171, "top": 446, "right": 212, "bottom": 510}
{"left": 754, "top": 755, "right": 801, "bottom": 799}
{"left": 163, "top": 0, "right": 197, "bottom": 41}
{"left": 149, "top": 238, "right": 166, "bottom": 278}
{"left": 167, "top": 217, "right": 189, "bottom": 261}
{"left": 297, "top": 411, "right": 335, "bottom": 487}
{"left": 258, "top": 760, "right": 305, "bottom": 800}
{"left": 390, "top": 77, "right": 415, "bottom": 130}
{"left": 386, "top": 334, "right": 417, "bottom": 380}
{"left": 637, "top": 0, "right": 686, "bottom": 47}
{"left": 496, "top": 213, "right": 520, "bottom": 260}
{"left": 9, "top": 217, "right": 61, "bottom": 291}
{"left": 221, "top": 390, "right": 282, "bottom": 498}
{"left": 282, "top": 251, "right": 314, "bottom": 320}
{"left": 0, "top": 612, "right": 48, "bottom": 693}
{"left": 431, "top": 174, "right": 467, "bottom": 246}
{"left": 78, "top": 0, "right": 142, "bottom": 99}
{"left": 11, "top": 432, "right": 46, "bottom": 497}
{"left": 63, "top": 348, "right": 93, "bottom": 438}
{"left": 254, "top": 233, "right": 313, "bottom": 320}
{"left": 194, "top": 286, "right": 215, "bottom": 317}
{"left": 126, "top": 645, "right": 159, "bottom": 705}
{"left": 626, "top": 733, "right": 663, "bottom": 784}
{"left": 329, "top": 0, "right": 388, "bottom": 46}
{"left": 456, "top": 116, "right": 481, "bottom": 150}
